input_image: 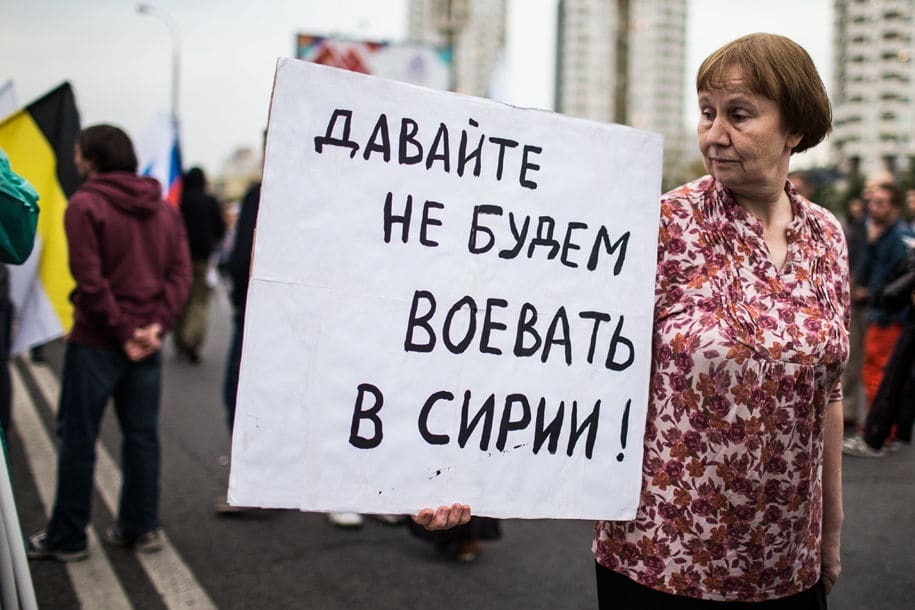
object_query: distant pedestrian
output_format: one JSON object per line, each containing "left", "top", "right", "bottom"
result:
{"left": 214, "top": 178, "right": 259, "bottom": 514}
{"left": 174, "top": 166, "right": 226, "bottom": 364}
{"left": 0, "top": 146, "right": 40, "bottom": 443}
{"left": 408, "top": 514, "right": 500, "bottom": 562}
{"left": 843, "top": 197, "right": 868, "bottom": 428}
{"left": 906, "top": 188, "right": 915, "bottom": 233}
{"left": 846, "top": 240, "right": 915, "bottom": 457}
{"left": 27, "top": 124, "right": 191, "bottom": 562}
{"left": 850, "top": 183, "right": 913, "bottom": 425}
{"left": 222, "top": 180, "right": 259, "bottom": 433}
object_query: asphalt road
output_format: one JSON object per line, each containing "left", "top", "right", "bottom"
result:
{"left": 7, "top": 285, "right": 914, "bottom": 609}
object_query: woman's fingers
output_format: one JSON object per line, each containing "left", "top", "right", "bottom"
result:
{"left": 451, "top": 503, "right": 471, "bottom": 527}
{"left": 411, "top": 508, "right": 435, "bottom": 527}
{"left": 411, "top": 503, "right": 472, "bottom": 530}
{"left": 434, "top": 503, "right": 471, "bottom": 529}
{"left": 431, "top": 505, "right": 453, "bottom": 529}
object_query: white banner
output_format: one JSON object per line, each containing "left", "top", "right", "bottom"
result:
{"left": 228, "top": 58, "right": 663, "bottom": 520}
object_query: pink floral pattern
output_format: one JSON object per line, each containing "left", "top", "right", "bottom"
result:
{"left": 593, "top": 176, "right": 849, "bottom": 602}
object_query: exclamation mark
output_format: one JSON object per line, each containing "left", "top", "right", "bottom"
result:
{"left": 616, "top": 399, "right": 631, "bottom": 462}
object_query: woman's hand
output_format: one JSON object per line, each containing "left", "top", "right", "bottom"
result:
{"left": 821, "top": 400, "right": 843, "bottom": 594}
{"left": 411, "top": 503, "right": 471, "bottom": 531}
{"left": 821, "top": 526, "right": 841, "bottom": 594}
{"left": 821, "top": 556, "right": 841, "bottom": 594}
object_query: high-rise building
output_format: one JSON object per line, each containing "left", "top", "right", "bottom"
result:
{"left": 407, "top": 0, "right": 507, "bottom": 97}
{"left": 833, "top": 0, "right": 915, "bottom": 177}
{"left": 555, "top": 0, "right": 690, "bottom": 188}
{"left": 555, "top": 0, "right": 617, "bottom": 121}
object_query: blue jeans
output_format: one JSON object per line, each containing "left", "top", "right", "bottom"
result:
{"left": 46, "top": 343, "right": 161, "bottom": 551}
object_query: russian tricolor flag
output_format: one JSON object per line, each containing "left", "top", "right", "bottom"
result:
{"left": 136, "top": 113, "right": 182, "bottom": 206}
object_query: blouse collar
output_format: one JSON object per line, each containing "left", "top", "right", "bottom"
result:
{"left": 702, "top": 176, "right": 815, "bottom": 242}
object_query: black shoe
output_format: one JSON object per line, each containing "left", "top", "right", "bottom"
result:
{"left": 104, "top": 525, "right": 163, "bottom": 553}
{"left": 187, "top": 348, "right": 201, "bottom": 364}
{"left": 30, "top": 346, "right": 47, "bottom": 364}
{"left": 26, "top": 530, "right": 88, "bottom": 562}
{"left": 177, "top": 345, "right": 201, "bottom": 364}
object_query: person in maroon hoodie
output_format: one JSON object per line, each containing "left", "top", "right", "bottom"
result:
{"left": 27, "top": 124, "right": 191, "bottom": 562}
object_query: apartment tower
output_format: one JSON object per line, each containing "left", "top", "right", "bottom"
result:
{"left": 556, "top": 0, "right": 689, "bottom": 187}
{"left": 407, "top": 0, "right": 507, "bottom": 97}
{"left": 833, "top": 0, "right": 915, "bottom": 177}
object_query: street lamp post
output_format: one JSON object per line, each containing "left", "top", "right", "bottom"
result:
{"left": 613, "top": 0, "right": 630, "bottom": 125}
{"left": 136, "top": 3, "right": 180, "bottom": 120}
{"left": 432, "top": 0, "right": 470, "bottom": 92}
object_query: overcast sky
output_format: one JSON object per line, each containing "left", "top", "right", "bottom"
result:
{"left": 0, "top": 0, "right": 832, "bottom": 177}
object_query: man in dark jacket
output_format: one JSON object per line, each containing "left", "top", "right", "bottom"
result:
{"left": 844, "top": 181, "right": 914, "bottom": 457}
{"left": 174, "top": 166, "right": 226, "bottom": 363}
{"left": 27, "top": 124, "right": 191, "bottom": 561}
{"left": 853, "top": 182, "right": 914, "bottom": 407}
{"left": 212, "top": 180, "right": 258, "bottom": 515}
{"left": 222, "top": 180, "right": 259, "bottom": 431}
{"left": 860, "top": 250, "right": 915, "bottom": 453}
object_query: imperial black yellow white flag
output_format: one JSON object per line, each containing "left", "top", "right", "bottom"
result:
{"left": 0, "top": 82, "right": 80, "bottom": 353}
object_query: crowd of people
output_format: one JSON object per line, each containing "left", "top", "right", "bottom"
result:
{"left": 6, "top": 28, "right": 914, "bottom": 610}
{"left": 840, "top": 175, "right": 915, "bottom": 457}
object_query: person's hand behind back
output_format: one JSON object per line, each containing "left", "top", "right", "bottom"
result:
{"left": 123, "top": 323, "right": 163, "bottom": 361}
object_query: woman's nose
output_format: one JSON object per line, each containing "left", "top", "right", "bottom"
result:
{"left": 705, "top": 117, "right": 730, "bottom": 145}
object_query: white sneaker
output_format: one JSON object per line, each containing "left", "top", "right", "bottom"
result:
{"left": 842, "top": 436, "right": 885, "bottom": 458}
{"left": 375, "top": 514, "right": 406, "bottom": 525}
{"left": 328, "top": 512, "right": 364, "bottom": 528}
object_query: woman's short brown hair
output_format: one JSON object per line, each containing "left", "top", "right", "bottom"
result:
{"left": 77, "top": 124, "right": 138, "bottom": 173}
{"left": 696, "top": 33, "right": 831, "bottom": 155}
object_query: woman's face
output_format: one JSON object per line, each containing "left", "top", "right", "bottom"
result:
{"left": 697, "top": 66, "right": 802, "bottom": 199}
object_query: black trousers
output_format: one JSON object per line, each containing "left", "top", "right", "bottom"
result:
{"left": 865, "top": 317, "right": 915, "bottom": 448}
{"left": 596, "top": 562, "right": 827, "bottom": 610}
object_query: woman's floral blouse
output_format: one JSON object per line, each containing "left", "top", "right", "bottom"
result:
{"left": 593, "top": 176, "right": 849, "bottom": 602}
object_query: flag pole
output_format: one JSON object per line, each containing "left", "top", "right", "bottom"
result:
{"left": 136, "top": 4, "right": 180, "bottom": 121}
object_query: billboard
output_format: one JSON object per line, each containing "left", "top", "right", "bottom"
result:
{"left": 296, "top": 34, "right": 452, "bottom": 91}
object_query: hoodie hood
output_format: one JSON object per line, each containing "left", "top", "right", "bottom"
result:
{"left": 79, "top": 172, "right": 164, "bottom": 216}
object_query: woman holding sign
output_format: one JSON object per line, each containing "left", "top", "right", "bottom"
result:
{"left": 415, "top": 33, "right": 846, "bottom": 608}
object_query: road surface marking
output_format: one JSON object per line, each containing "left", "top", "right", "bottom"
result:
{"left": 12, "top": 366, "right": 132, "bottom": 610}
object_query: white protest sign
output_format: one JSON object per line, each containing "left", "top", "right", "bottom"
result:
{"left": 228, "top": 57, "right": 662, "bottom": 520}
